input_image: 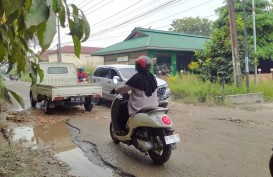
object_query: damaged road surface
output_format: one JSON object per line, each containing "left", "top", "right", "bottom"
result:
{"left": 2, "top": 80, "right": 273, "bottom": 177}
{"left": 7, "top": 120, "right": 122, "bottom": 177}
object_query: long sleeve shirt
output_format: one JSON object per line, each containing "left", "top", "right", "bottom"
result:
{"left": 115, "top": 84, "right": 158, "bottom": 116}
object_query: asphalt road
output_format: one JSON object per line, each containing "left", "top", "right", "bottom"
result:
{"left": 5, "top": 80, "right": 273, "bottom": 177}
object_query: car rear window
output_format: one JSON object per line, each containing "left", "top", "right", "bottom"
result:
{"left": 47, "top": 67, "right": 68, "bottom": 74}
{"left": 94, "top": 67, "right": 101, "bottom": 76}
{"left": 119, "top": 67, "right": 137, "bottom": 79}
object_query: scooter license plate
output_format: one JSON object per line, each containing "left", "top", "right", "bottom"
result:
{"left": 164, "top": 134, "right": 180, "bottom": 145}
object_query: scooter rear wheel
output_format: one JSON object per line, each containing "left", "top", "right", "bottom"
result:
{"left": 148, "top": 129, "right": 172, "bottom": 165}
{"left": 110, "top": 122, "right": 120, "bottom": 144}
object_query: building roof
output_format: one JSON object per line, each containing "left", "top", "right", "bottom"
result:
{"left": 39, "top": 45, "right": 104, "bottom": 57}
{"left": 93, "top": 27, "right": 210, "bottom": 56}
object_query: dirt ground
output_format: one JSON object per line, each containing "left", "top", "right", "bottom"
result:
{"left": 0, "top": 104, "right": 71, "bottom": 177}
{"left": 1, "top": 99, "right": 273, "bottom": 177}
{"left": 65, "top": 101, "right": 273, "bottom": 177}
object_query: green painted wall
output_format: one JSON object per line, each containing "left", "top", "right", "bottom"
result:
{"left": 171, "top": 51, "right": 177, "bottom": 76}
{"left": 148, "top": 50, "right": 155, "bottom": 74}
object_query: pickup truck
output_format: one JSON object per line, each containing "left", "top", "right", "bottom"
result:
{"left": 30, "top": 62, "right": 102, "bottom": 114}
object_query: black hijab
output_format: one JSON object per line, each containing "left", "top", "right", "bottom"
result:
{"left": 126, "top": 70, "right": 157, "bottom": 97}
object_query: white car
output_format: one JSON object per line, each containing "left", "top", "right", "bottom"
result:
{"left": 93, "top": 64, "right": 171, "bottom": 107}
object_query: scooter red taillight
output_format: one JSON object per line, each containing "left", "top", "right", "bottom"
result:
{"left": 162, "top": 116, "right": 171, "bottom": 125}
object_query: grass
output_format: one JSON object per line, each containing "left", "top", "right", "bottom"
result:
{"left": 19, "top": 73, "right": 31, "bottom": 82}
{"left": 166, "top": 74, "right": 273, "bottom": 105}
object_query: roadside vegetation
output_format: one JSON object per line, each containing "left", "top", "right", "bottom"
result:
{"left": 19, "top": 73, "right": 32, "bottom": 82}
{"left": 167, "top": 74, "right": 273, "bottom": 105}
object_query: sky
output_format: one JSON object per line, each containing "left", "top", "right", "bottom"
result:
{"left": 50, "top": 0, "right": 225, "bottom": 49}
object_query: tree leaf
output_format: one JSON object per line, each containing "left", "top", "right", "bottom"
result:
{"left": 2, "top": 0, "right": 25, "bottom": 19}
{"left": 80, "top": 10, "right": 90, "bottom": 42}
{"left": 0, "top": 26, "right": 10, "bottom": 45}
{"left": 24, "top": 0, "right": 49, "bottom": 29}
{"left": 5, "top": 10, "right": 19, "bottom": 25}
{"left": 38, "top": 9, "right": 56, "bottom": 53}
{"left": 68, "top": 18, "right": 75, "bottom": 33}
{"left": 17, "top": 14, "right": 27, "bottom": 35}
{"left": 72, "top": 35, "right": 80, "bottom": 58}
{"left": 52, "top": 0, "right": 58, "bottom": 12}
{"left": 30, "top": 61, "right": 44, "bottom": 85}
{"left": 0, "top": 39, "right": 6, "bottom": 62}
{"left": 24, "top": 0, "right": 32, "bottom": 9}
{"left": 1, "top": 86, "right": 12, "bottom": 105}
{"left": 71, "top": 4, "right": 79, "bottom": 22}
{"left": 57, "top": 0, "right": 66, "bottom": 27}
{"left": 7, "top": 89, "right": 25, "bottom": 109}
{"left": 19, "top": 36, "right": 28, "bottom": 51}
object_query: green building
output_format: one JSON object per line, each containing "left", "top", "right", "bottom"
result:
{"left": 92, "top": 27, "right": 210, "bottom": 75}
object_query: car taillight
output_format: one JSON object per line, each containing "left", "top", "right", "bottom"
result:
{"left": 162, "top": 116, "right": 171, "bottom": 125}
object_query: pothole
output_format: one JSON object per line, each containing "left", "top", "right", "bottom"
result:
{"left": 67, "top": 122, "right": 135, "bottom": 177}
{"left": 212, "top": 117, "right": 263, "bottom": 128}
{"left": 7, "top": 120, "right": 134, "bottom": 177}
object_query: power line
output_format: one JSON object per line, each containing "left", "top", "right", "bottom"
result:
{"left": 77, "top": 0, "right": 92, "bottom": 9}
{"left": 91, "top": 0, "right": 159, "bottom": 29}
{"left": 141, "top": 0, "right": 216, "bottom": 28}
{"left": 76, "top": 0, "right": 90, "bottom": 9}
{"left": 90, "top": 0, "right": 182, "bottom": 37}
{"left": 84, "top": 34, "right": 128, "bottom": 42}
{"left": 69, "top": 0, "right": 77, "bottom": 5}
{"left": 90, "top": 0, "right": 144, "bottom": 27}
{"left": 153, "top": 14, "right": 216, "bottom": 30}
{"left": 85, "top": 0, "right": 114, "bottom": 15}
{"left": 50, "top": 0, "right": 179, "bottom": 47}
{"left": 83, "top": 0, "right": 106, "bottom": 15}
{"left": 54, "top": 0, "right": 220, "bottom": 48}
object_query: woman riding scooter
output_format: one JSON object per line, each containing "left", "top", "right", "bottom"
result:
{"left": 110, "top": 55, "right": 158, "bottom": 133}
{"left": 109, "top": 56, "right": 180, "bottom": 165}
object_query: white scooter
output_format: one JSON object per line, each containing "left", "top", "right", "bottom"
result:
{"left": 109, "top": 78, "right": 180, "bottom": 164}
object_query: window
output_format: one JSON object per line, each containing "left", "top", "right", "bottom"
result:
{"left": 110, "top": 69, "right": 119, "bottom": 79}
{"left": 94, "top": 67, "right": 102, "bottom": 76}
{"left": 119, "top": 67, "right": 137, "bottom": 80}
{"left": 99, "top": 68, "right": 110, "bottom": 78}
{"left": 47, "top": 67, "right": 68, "bottom": 74}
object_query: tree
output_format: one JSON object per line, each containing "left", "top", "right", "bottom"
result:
{"left": 169, "top": 17, "right": 212, "bottom": 36}
{"left": 0, "top": 0, "right": 90, "bottom": 107}
{"left": 190, "top": 0, "right": 273, "bottom": 83}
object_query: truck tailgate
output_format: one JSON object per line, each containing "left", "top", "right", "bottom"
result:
{"left": 37, "top": 84, "right": 102, "bottom": 99}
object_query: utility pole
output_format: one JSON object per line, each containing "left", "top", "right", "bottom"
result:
{"left": 57, "top": 16, "right": 62, "bottom": 63}
{"left": 252, "top": 0, "right": 257, "bottom": 84}
{"left": 227, "top": 0, "right": 242, "bottom": 87}
{"left": 243, "top": 0, "right": 250, "bottom": 92}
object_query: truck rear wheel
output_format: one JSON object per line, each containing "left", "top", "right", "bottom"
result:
{"left": 44, "top": 97, "right": 51, "bottom": 114}
{"left": 84, "top": 97, "right": 93, "bottom": 112}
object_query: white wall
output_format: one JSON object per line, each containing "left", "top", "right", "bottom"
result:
{"left": 47, "top": 52, "right": 103, "bottom": 69}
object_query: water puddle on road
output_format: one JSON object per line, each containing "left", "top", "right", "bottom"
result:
{"left": 8, "top": 121, "right": 116, "bottom": 177}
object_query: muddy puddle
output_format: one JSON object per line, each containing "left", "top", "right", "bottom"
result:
{"left": 7, "top": 121, "right": 117, "bottom": 177}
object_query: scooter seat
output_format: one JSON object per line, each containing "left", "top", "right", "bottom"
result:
{"left": 138, "top": 107, "right": 169, "bottom": 114}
